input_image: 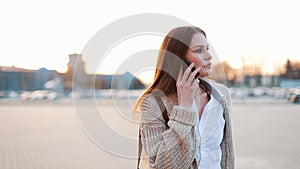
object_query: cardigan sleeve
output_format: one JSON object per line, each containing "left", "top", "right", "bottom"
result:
{"left": 224, "top": 86, "right": 233, "bottom": 116}
{"left": 140, "top": 94, "right": 197, "bottom": 169}
{"left": 215, "top": 83, "right": 235, "bottom": 169}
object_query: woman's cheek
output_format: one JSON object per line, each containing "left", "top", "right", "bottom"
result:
{"left": 197, "top": 55, "right": 205, "bottom": 66}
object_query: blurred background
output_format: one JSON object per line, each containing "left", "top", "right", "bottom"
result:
{"left": 1, "top": 0, "right": 300, "bottom": 169}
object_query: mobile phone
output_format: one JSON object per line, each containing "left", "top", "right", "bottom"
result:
{"left": 182, "top": 58, "right": 200, "bottom": 79}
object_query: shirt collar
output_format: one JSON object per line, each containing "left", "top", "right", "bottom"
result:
{"left": 198, "top": 77, "right": 225, "bottom": 103}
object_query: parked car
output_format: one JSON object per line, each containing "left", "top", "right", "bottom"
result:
{"left": 290, "top": 91, "right": 300, "bottom": 103}
{"left": 20, "top": 90, "right": 60, "bottom": 100}
{"left": 285, "top": 88, "right": 299, "bottom": 101}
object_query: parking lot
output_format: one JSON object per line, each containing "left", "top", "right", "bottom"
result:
{"left": 0, "top": 97, "right": 299, "bottom": 169}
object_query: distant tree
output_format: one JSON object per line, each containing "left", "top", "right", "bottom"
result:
{"left": 279, "top": 59, "right": 300, "bottom": 79}
{"left": 285, "top": 59, "right": 293, "bottom": 76}
{"left": 291, "top": 60, "right": 300, "bottom": 70}
{"left": 244, "top": 64, "right": 262, "bottom": 76}
{"left": 211, "top": 62, "right": 226, "bottom": 82}
{"left": 211, "top": 61, "right": 240, "bottom": 85}
{"left": 273, "top": 65, "right": 285, "bottom": 75}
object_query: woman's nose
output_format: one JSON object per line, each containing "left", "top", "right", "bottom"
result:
{"left": 204, "top": 52, "right": 212, "bottom": 60}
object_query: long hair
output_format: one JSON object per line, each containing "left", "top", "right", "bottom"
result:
{"left": 134, "top": 26, "right": 209, "bottom": 111}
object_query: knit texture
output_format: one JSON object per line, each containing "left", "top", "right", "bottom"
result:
{"left": 139, "top": 83, "right": 235, "bottom": 169}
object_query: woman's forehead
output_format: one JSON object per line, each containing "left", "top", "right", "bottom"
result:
{"left": 190, "top": 33, "right": 207, "bottom": 47}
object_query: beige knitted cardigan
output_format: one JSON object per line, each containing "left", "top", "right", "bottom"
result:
{"left": 139, "top": 79, "right": 235, "bottom": 169}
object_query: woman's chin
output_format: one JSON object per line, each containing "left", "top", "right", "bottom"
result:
{"left": 200, "top": 68, "right": 211, "bottom": 77}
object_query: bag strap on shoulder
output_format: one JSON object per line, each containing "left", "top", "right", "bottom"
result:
{"left": 137, "top": 93, "right": 169, "bottom": 169}
{"left": 153, "top": 94, "right": 169, "bottom": 126}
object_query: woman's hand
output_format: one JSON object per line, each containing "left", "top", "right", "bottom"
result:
{"left": 177, "top": 63, "right": 201, "bottom": 109}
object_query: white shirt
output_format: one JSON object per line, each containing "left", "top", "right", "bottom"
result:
{"left": 191, "top": 95, "right": 225, "bottom": 169}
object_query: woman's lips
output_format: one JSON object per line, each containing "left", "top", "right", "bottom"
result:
{"left": 204, "top": 63, "right": 211, "bottom": 69}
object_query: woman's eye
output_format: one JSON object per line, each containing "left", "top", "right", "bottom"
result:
{"left": 194, "top": 49, "right": 202, "bottom": 53}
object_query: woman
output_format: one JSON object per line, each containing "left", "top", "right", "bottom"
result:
{"left": 134, "top": 26, "right": 235, "bottom": 169}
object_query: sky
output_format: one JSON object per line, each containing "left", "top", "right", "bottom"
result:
{"left": 1, "top": 0, "right": 299, "bottom": 83}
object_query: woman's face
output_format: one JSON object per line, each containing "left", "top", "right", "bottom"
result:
{"left": 185, "top": 32, "right": 212, "bottom": 77}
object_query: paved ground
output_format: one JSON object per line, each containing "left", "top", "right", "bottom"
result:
{"left": 0, "top": 98, "right": 299, "bottom": 169}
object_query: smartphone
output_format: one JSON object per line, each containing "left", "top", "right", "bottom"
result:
{"left": 182, "top": 58, "right": 200, "bottom": 79}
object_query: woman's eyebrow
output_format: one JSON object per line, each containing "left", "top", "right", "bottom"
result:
{"left": 192, "top": 45, "right": 205, "bottom": 49}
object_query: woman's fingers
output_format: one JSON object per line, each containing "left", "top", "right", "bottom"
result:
{"left": 188, "top": 66, "right": 201, "bottom": 84}
{"left": 176, "top": 63, "right": 201, "bottom": 108}
{"left": 177, "top": 65, "right": 183, "bottom": 81}
{"left": 191, "top": 76, "right": 199, "bottom": 87}
{"left": 178, "top": 63, "right": 201, "bottom": 85}
{"left": 181, "top": 63, "right": 194, "bottom": 82}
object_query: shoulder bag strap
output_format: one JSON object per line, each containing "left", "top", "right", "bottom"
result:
{"left": 137, "top": 95, "right": 169, "bottom": 168}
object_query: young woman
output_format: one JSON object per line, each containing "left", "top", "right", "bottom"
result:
{"left": 134, "top": 26, "right": 235, "bottom": 169}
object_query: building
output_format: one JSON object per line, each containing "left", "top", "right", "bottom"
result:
{"left": 0, "top": 66, "right": 62, "bottom": 92}
{"left": 92, "top": 72, "right": 145, "bottom": 90}
{"left": 64, "top": 53, "right": 92, "bottom": 90}
{"left": 0, "top": 53, "right": 146, "bottom": 97}
{"left": 65, "top": 53, "right": 145, "bottom": 90}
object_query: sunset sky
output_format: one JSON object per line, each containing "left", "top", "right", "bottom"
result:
{"left": 1, "top": 0, "right": 299, "bottom": 83}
